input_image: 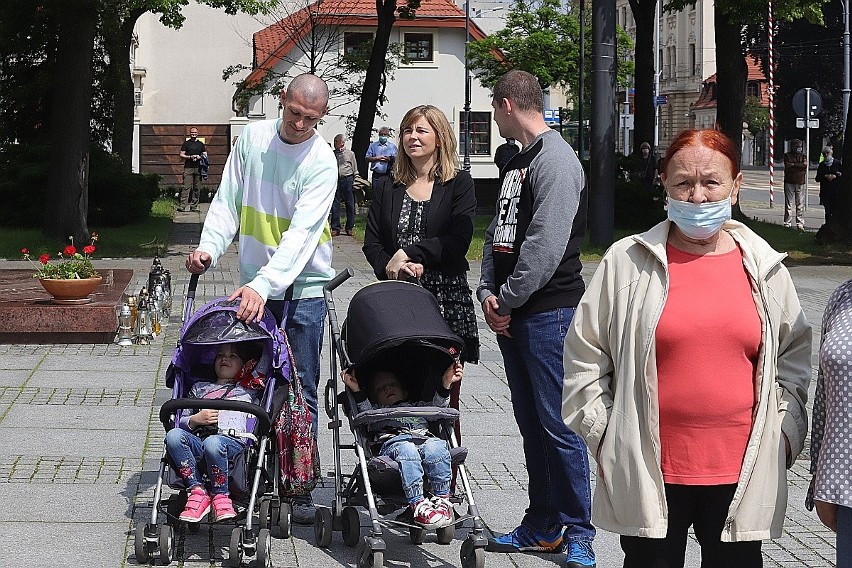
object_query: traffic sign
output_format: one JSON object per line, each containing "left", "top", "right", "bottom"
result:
{"left": 793, "top": 88, "right": 822, "bottom": 118}
{"left": 796, "top": 118, "right": 819, "bottom": 128}
{"left": 654, "top": 95, "right": 668, "bottom": 106}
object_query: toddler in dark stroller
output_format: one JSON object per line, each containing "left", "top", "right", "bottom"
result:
{"left": 134, "top": 275, "right": 292, "bottom": 568}
{"left": 316, "top": 274, "right": 487, "bottom": 568}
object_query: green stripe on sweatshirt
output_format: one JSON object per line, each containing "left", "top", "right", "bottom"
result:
{"left": 241, "top": 205, "right": 291, "bottom": 246}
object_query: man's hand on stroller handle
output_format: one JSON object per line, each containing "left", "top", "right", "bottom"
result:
{"left": 229, "top": 285, "right": 265, "bottom": 323}
{"left": 186, "top": 250, "right": 212, "bottom": 274}
{"left": 188, "top": 409, "right": 219, "bottom": 428}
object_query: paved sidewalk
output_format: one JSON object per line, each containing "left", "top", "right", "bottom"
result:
{"left": 0, "top": 203, "right": 845, "bottom": 567}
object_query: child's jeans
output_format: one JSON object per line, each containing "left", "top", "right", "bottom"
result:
{"left": 380, "top": 434, "right": 451, "bottom": 504}
{"left": 165, "top": 428, "right": 245, "bottom": 495}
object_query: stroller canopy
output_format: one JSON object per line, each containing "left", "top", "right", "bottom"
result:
{"left": 166, "top": 298, "right": 289, "bottom": 388}
{"left": 343, "top": 281, "right": 464, "bottom": 367}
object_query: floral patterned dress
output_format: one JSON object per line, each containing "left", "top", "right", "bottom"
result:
{"left": 396, "top": 192, "right": 480, "bottom": 363}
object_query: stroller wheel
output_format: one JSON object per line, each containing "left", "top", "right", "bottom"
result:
{"left": 436, "top": 524, "right": 454, "bottom": 545}
{"left": 356, "top": 538, "right": 384, "bottom": 568}
{"left": 134, "top": 523, "right": 150, "bottom": 563}
{"left": 158, "top": 524, "right": 174, "bottom": 566}
{"left": 256, "top": 528, "right": 272, "bottom": 568}
{"left": 341, "top": 506, "right": 361, "bottom": 547}
{"left": 461, "top": 537, "right": 485, "bottom": 568}
{"left": 228, "top": 527, "right": 243, "bottom": 568}
{"left": 408, "top": 527, "right": 426, "bottom": 545}
{"left": 278, "top": 501, "right": 292, "bottom": 539}
{"left": 314, "top": 506, "right": 333, "bottom": 548}
{"left": 259, "top": 498, "right": 271, "bottom": 531}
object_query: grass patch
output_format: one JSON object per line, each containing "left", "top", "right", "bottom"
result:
{"left": 0, "top": 198, "right": 175, "bottom": 259}
{"left": 349, "top": 212, "right": 852, "bottom": 266}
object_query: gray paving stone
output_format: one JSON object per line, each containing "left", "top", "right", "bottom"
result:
{"left": 1, "top": 404, "right": 150, "bottom": 429}
{"left": 0, "top": 428, "right": 147, "bottom": 459}
{"left": 27, "top": 370, "right": 158, "bottom": 389}
{"left": 0, "top": 522, "right": 130, "bottom": 568}
{"left": 0, "top": 370, "right": 31, "bottom": 387}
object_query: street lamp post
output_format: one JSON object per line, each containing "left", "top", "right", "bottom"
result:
{"left": 463, "top": 0, "right": 472, "bottom": 171}
{"left": 578, "top": 0, "right": 585, "bottom": 160}
{"left": 843, "top": 0, "right": 850, "bottom": 127}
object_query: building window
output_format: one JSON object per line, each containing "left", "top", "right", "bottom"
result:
{"left": 746, "top": 81, "right": 760, "bottom": 98}
{"left": 404, "top": 33, "right": 434, "bottom": 62}
{"left": 343, "top": 32, "right": 373, "bottom": 57}
{"left": 459, "top": 111, "right": 491, "bottom": 155}
{"left": 689, "top": 44, "right": 696, "bottom": 76}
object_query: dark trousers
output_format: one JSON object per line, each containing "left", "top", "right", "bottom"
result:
{"left": 330, "top": 174, "right": 355, "bottom": 232}
{"left": 621, "top": 484, "right": 762, "bottom": 568}
{"left": 370, "top": 172, "right": 389, "bottom": 200}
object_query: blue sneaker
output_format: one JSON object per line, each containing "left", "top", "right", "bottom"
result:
{"left": 565, "top": 540, "right": 596, "bottom": 567}
{"left": 486, "top": 524, "right": 564, "bottom": 553}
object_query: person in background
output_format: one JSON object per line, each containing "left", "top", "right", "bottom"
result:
{"left": 632, "top": 141, "right": 659, "bottom": 193}
{"left": 331, "top": 134, "right": 358, "bottom": 237}
{"left": 783, "top": 138, "right": 807, "bottom": 230}
{"left": 494, "top": 137, "right": 520, "bottom": 174}
{"left": 478, "top": 70, "right": 595, "bottom": 568}
{"left": 808, "top": 277, "right": 852, "bottom": 568}
{"left": 563, "top": 128, "right": 812, "bottom": 568}
{"left": 366, "top": 126, "right": 397, "bottom": 200}
{"left": 815, "top": 146, "right": 842, "bottom": 229}
{"left": 185, "top": 73, "right": 337, "bottom": 525}
{"left": 179, "top": 127, "right": 207, "bottom": 212}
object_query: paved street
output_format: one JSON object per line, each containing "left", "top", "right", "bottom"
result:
{"left": 0, "top": 199, "right": 846, "bottom": 567}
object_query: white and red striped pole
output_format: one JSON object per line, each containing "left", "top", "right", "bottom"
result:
{"left": 768, "top": 0, "right": 776, "bottom": 207}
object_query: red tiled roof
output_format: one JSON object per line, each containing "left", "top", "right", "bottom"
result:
{"left": 691, "top": 55, "right": 770, "bottom": 111}
{"left": 248, "top": 0, "right": 487, "bottom": 85}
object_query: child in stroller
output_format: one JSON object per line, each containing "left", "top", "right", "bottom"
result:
{"left": 341, "top": 360, "right": 463, "bottom": 529}
{"left": 165, "top": 341, "right": 264, "bottom": 523}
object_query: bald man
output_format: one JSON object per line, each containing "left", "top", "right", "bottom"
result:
{"left": 185, "top": 74, "right": 337, "bottom": 522}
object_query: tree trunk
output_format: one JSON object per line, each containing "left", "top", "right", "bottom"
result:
{"left": 629, "top": 0, "right": 656, "bottom": 155}
{"left": 44, "top": 0, "right": 97, "bottom": 243}
{"left": 351, "top": 0, "right": 396, "bottom": 179}
{"left": 105, "top": 10, "right": 144, "bottom": 168}
{"left": 714, "top": 7, "right": 748, "bottom": 220}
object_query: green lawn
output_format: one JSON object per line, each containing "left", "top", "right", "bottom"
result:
{"left": 0, "top": 198, "right": 175, "bottom": 259}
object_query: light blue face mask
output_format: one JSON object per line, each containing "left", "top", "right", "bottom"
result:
{"left": 667, "top": 192, "right": 732, "bottom": 240}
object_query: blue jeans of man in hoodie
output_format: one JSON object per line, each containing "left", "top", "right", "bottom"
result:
{"left": 496, "top": 307, "right": 595, "bottom": 543}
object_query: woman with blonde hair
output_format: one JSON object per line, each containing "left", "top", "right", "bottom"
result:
{"left": 363, "top": 104, "right": 480, "bottom": 437}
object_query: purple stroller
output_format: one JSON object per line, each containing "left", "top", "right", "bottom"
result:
{"left": 134, "top": 274, "right": 292, "bottom": 568}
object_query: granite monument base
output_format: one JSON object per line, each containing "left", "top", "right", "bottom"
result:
{"left": 0, "top": 269, "right": 133, "bottom": 344}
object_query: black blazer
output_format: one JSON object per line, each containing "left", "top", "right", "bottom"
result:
{"left": 363, "top": 170, "right": 476, "bottom": 280}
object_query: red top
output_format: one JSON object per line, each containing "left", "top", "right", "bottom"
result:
{"left": 656, "top": 244, "right": 760, "bottom": 485}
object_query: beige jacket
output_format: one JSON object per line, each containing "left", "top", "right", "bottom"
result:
{"left": 562, "top": 220, "right": 812, "bottom": 541}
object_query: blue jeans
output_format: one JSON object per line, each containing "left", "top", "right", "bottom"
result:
{"left": 380, "top": 434, "right": 451, "bottom": 504}
{"left": 496, "top": 307, "right": 595, "bottom": 542}
{"left": 165, "top": 428, "right": 245, "bottom": 495}
{"left": 839, "top": 505, "right": 852, "bottom": 568}
{"left": 330, "top": 175, "right": 355, "bottom": 232}
{"left": 267, "top": 297, "right": 326, "bottom": 437}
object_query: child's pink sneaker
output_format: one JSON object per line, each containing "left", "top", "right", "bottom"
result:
{"left": 179, "top": 486, "right": 211, "bottom": 523}
{"left": 212, "top": 493, "right": 237, "bottom": 522}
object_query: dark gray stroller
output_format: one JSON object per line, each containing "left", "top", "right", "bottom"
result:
{"left": 315, "top": 271, "right": 487, "bottom": 568}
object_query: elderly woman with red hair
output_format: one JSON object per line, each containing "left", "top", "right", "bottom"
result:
{"left": 562, "top": 128, "right": 812, "bottom": 568}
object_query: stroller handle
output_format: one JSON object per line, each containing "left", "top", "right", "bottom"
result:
{"left": 160, "top": 398, "right": 272, "bottom": 435}
{"left": 187, "top": 273, "right": 200, "bottom": 299}
{"left": 324, "top": 267, "right": 354, "bottom": 292}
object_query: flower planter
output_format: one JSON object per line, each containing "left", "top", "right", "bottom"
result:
{"left": 39, "top": 276, "right": 103, "bottom": 305}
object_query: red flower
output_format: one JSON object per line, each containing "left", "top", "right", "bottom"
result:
{"left": 63, "top": 245, "right": 76, "bottom": 256}
{"left": 83, "top": 245, "right": 95, "bottom": 255}
{"left": 21, "top": 248, "right": 29, "bottom": 255}
{"left": 39, "top": 254, "right": 50, "bottom": 265}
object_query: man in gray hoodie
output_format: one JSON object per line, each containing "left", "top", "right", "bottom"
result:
{"left": 477, "top": 70, "right": 595, "bottom": 568}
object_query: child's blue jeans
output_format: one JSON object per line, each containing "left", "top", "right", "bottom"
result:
{"left": 380, "top": 434, "right": 451, "bottom": 504}
{"left": 165, "top": 428, "right": 245, "bottom": 495}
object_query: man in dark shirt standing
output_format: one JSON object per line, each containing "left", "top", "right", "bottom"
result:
{"left": 494, "top": 137, "right": 520, "bottom": 174}
{"left": 478, "top": 70, "right": 595, "bottom": 568}
{"left": 179, "top": 127, "right": 207, "bottom": 212}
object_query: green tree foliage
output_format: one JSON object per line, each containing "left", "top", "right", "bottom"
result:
{"left": 467, "top": 0, "right": 633, "bottom": 109}
{"left": 743, "top": 95, "right": 769, "bottom": 137}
